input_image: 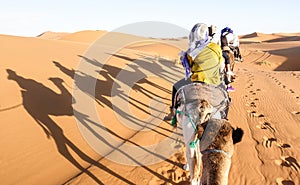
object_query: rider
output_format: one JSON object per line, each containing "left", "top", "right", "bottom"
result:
{"left": 208, "top": 25, "right": 220, "bottom": 44}
{"left": 164, "top": 23, "right": 224, "bottom": 121}
{"left": 221, "top": 27, "right": 243, "bottom": 62}
{"left": 222, "top": 46, "right": 235, "bottom": 92}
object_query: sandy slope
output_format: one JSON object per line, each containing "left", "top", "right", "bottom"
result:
{"left": 37, "top": 30, "right": 107, "bottom": 43}
{"left": 0, "top": 33, "right": 98, "bottom": 185}
{"left": 0, "top": 31, "right": 300, "bottom": 185}
{"left": 37, "top": 31, "right": 70, "bottom": 39}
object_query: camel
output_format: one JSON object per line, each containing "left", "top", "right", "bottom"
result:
{"left": 173, "top": 82, "right": 243, "bottom": 185}
{"left": 223, "top": 47, "right": 236, "bottom": 83}
{"left": 197, "top": 118, "right": 243, "bottom": 185}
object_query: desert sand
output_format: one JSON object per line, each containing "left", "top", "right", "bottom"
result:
{"left": 0, "top": 30, "right": 300, "bottom": 185}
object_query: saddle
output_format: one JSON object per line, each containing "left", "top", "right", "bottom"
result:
{"left": 174, "top": 82, "right": 230, "bottom": 121}
{"left": 172, "top": 82, "right": 231, "bottom": 156}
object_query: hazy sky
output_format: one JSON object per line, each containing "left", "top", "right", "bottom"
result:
{"left": 1, "top": 0, "right": 299, "bottom": 37}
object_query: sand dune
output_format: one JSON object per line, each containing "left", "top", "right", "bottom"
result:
{"left": 127, "top": 42, "right": 182, "bottom": 60}
{"left": 37, "top": 31, "right": 70, "bottom": 40}
{"left": 37, "top": 30, "right": 107, "bottom": 43}
{"left": 58, "top": 30, "right": 106, "bottom": 43}
{"left": 240, "top": 32, "right": 300, "bottom": 43}
{"left": 0, "top": 31, "right": 300, "bottom": 185}
{"left": 240, "top": 40, "right": 300, "bottom": 71}
{"left": 0, "top": 33, "right": 96, "bottom": 185}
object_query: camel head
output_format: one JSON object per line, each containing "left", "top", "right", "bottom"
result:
{"left": 48, "top": 77, "right": 64, "bottom": 84}
{"left": 197, "top": 99, "right": 214, "bottom": 125}
{"left": 6, "top": 69, "right": 17, "bottom": 80}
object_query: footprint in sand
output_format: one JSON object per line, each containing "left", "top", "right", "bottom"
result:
{"left": 155, "top": 165, "right": 189, "bottom": 183}
{"left": 289, "top": 89, "right": 295, "bottom": 94}
{"left": 249, "top": 111, "right": 265, "bottom": 118}
{"left": 152, "top": 152, "right": 190, "bottom": 183}
{"left": 248, "top": 110, "right": 256, "bottom": 117}
{"left": 277, "top": 143, "right": 291, "bottom": 149}
{"left": 250, "top": 102, "right": 256, "bottom": 107}
{"left": 276, "top": 178, "right": 295, "bottom": 185}
{"left": 263, "top": 136, "right": 277, "bottom": 148}
{"left": 246, "top": 101, "right": 256, "bottom": 107}
{"left": 171, "top": 139, "right": 184, "bottom": 149}
{"left": 275, "top": 156, "right": 300, "bottom": 173}
{"left": 256, "top": 121, "right": 276, "bottom": 133}
{"left": 250, "top": 97, "right": 259, "bottom": 101}
{"left": 282, "top": 85, "right": 286, "bottom": 89}
{"left": 248, "top": 90, "right": 257, "bottom": 95}
{"left": 291, "top": 111, "right": 300, "bottom": 115}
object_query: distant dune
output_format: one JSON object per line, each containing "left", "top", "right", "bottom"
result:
{"left": 240, "top": 32, "right": 262, "bottom": 38}
{"left": 37, "top": 30, "right": 107, "bottom": 43}
{"left": 37, "top": 31, "right": 70, "bottom": 39}
{"left": 58, "top": 30, "right": 106, "bottom": 43}
{"left": 240, "top": 32, "right": 300, "bottom": 43}
{"left": 239, "top": 32, "right": 300, "bottom": 71}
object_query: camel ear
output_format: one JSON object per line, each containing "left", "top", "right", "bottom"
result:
{"left": 232, "top": 127, "right": 244, "bottom": 144}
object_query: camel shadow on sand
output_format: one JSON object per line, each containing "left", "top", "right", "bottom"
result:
{"left": 6, "top": 69, "right": 134, "bottom": 184}
{"left": 6, "top": 63, "right": 183, "bottom": 184}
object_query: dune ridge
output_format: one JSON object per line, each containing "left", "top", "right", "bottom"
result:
{"left": 240, "top": 32, "right": 300, "bottom": 43}
{"left": 37, "top": 31, "right": 70, "bottom": 39}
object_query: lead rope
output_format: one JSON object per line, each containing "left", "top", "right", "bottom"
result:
{"left": 172, "top": 109, "right": 199, "bottom": 149}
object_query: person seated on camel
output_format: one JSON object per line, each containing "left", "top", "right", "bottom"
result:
{"left": 221, "top": 27, "right": 243, "bottom": 62}
{"left": 164, "top": 23, "right": 224, "bottom": 121}
{"left": 222, "top": 46, "right": 235, "bottom": 92}
{"left": 208, "top": 25, "right": 220, "bottom": 44}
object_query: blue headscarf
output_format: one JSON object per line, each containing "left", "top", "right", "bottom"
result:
{"left": 221, "top": 27, "right": 233, "bottom": 35}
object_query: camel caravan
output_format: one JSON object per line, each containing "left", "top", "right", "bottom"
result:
{"left": 164, "top": 23, "right": 244, "bottom": 185}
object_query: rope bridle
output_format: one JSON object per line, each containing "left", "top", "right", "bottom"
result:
{"left": 201, "top": 149, "right": 231, "bottom": 158}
